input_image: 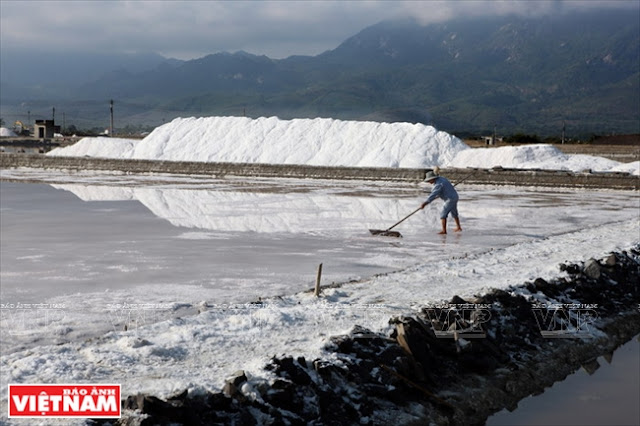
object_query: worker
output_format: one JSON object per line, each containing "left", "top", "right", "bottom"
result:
{"left": 420, "top": 170, "right": 462, "bottom": 234}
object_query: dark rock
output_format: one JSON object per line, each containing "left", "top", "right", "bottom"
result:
{"left": 394, "top": 319, "right": 444, "bottom": 381}
{"left": 581, "top": 358, "right": 601, "bottom": 375}
{"left": 296, "top": 356, "right": 308, "bottom": 368}
{"left": 458, "top": 351, "right": 500, "bottom": 373}
{"left": 206, "top": 392, "right": 234, "bottom": 411}
{"left": 330, "top": 334, "right": 354, "bottom": 353}
{"left": 273, "top": 356, "right": 312, "bottom": 385}
{"left": 533, "top": 277, "right": 549, "bottom": 290}
{"left": 222, "top": 370, "right": 248, "bottom": 398}
{"left": 263, "top": 379, "right": 305, "bottom": 413}
{"left": 361, "top": 383, "right": 392, "bottom": 397}
{"left": 559, "top": 263, "right": 581, "bottom": 274}
{"left": 316, "top": 387, "right": 361, "bottom": 424}
{"left": 167, "top": 389, "right": 188, "bottom": 401}
{"left": 605, "top": 254, "right": 617, "bottom": 266}
{"left": 450, "top": 295, "right": 469, "bottom": 305}
{"left": 313, "top": 359, "right": 346, "bottom": 379}
{"left": 583, "top": 258, "right": 602, "bottom": 279}
{"left": 122, "top": 394, "right": 183, "bottom": 425}
{"left": 391, "top": 354, "right": 425, "bottom": 383}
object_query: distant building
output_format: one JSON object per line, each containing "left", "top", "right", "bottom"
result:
{"left": 482, "top": 135, "right": 503, "bottom": 145}
{"left": 33, "top": 120, "right": 61, "bottom": 138}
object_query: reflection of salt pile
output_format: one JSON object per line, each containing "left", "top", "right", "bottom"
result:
{"left": 51, "top": 184, "right": 418, "bottom": 234}
{"left": 50, "top": 184, "right": 135, "bottom": 201}
{"left": 49, "top": 116, "right": 469, "bottom": 168}
{"left": 47, "top": 116, "right": 639, "bottom": 175}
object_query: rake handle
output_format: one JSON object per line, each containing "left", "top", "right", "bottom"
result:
{"left": 385, "top": 207, "right": 423, "bottom": 232}
{"left": 453, "top": 170, "right": 476, "bottom": 187}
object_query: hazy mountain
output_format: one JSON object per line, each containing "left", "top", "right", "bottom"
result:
{"left": 1, "top": 9, "right": 638, "bottom": 136}
{"left": 0, "top": 50, "right": 181, "bottom": 99}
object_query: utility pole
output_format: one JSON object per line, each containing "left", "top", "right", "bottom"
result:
{"left": 52, "top": 107, "right": 55, "bottom": 122}
{"left": 562, "top": 120, "right": 566, "bottom": 144}
{"left": 109, "top": 99, "right": 114, "bottom": 137}
{"left": 63, "top": 112, "right": 66, "bottom": 134}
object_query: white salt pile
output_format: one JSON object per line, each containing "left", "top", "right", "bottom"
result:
{"left": 51, "top": 137, "right": 136, "bottom": 158}
{"left": 0, "top": 127, "right": 18, "bottom": 137}
{"left": 48, "top": 116, "right": 468, "bottom": 168}
{"left": 47, "top": 116, "right": 639, "bottom": 175}
{"left": 132, "top": 116, "right": 468, "bottom": 168}
{"left": 448, "top": 144, "right": 628, "bottom": 172}
{"left": 610, "top": 161, "right": 640, "bottom": 175}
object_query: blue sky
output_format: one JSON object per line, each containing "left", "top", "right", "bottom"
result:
{"left": 1, "top": 0, "right": 638, "bottom": 60}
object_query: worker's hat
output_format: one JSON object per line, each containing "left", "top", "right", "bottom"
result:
{"left": 424, "top": 170, "right": 438, "bottom": 181}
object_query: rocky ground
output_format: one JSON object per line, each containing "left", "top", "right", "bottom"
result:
{"left": 93, "top": 246, "right": 639, "bottom": 426}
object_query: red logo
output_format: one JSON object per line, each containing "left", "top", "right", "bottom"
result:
{"left": 8, "top": 384, "right": 121, "bottom": 418}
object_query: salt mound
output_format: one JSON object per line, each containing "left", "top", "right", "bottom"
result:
{"left": 448, "top": 144, "right": 623, "bottom": 172}
{"left": 0, "top": 127, "right": 18, "bottom": 137}
{"left": 610, "top": 161, "right": 640, "bottom": 176}
{"left": 46, "top": 117, "right": 637, "bottom": 175}
{"left": 48, "top": 137, "right": 136, "bottom": 158}
{"left": 49, "top": 116, "right": 469, "bottom": 168}
{"left": 130, "top": 116, "right": 469, "bottom": 168}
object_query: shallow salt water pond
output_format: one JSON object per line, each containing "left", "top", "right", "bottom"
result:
{"left": 1, "top": 169, "right": 639, "bottom": 426}
{"left": 1, "top": 170, "right": 638, "bottom": 352}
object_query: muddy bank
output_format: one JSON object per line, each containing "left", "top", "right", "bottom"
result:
{"left": 97, "top": 246, "right": 639, "bottom": 426}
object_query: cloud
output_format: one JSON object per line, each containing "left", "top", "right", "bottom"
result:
{"left": 396, "top": 0, "right": 639, "bottom": 26}
{"left": 1, "top": 0, "right": 636, "bottom": 60}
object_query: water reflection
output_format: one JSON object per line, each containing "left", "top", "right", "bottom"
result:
{"left": 51, "top": 183, "right": 426, "bottom": 235}
{"left": 49, "top": 183, "right": 639, "bottom": 241}
{"left": 488, "top": 336, "right": 640, "bottom": 426}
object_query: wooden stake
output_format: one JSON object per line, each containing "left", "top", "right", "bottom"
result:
{"left": 314, "top": 263, "right": 323, "bottom": 297}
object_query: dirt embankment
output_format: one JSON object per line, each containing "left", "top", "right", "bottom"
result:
{"left": 98, "top": 247, "right": 639, "bottom": 426}
{"left": 554, "top": 144, "right": 639, "bottom": 162}
{"left": 1, "top": 154, "right": 638, "bottom": 190}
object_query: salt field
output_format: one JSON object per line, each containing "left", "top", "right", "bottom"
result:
{"left": 2, "top": 116, "right": 638, "bottom": 424}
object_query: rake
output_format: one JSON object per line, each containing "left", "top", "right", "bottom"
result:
{"left": 368, "top": 207, "right": 422, "bottom": 238}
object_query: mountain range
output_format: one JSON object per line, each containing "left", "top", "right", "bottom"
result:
{"left": 1, "top": 8, "right": 638, "bottom": 137}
